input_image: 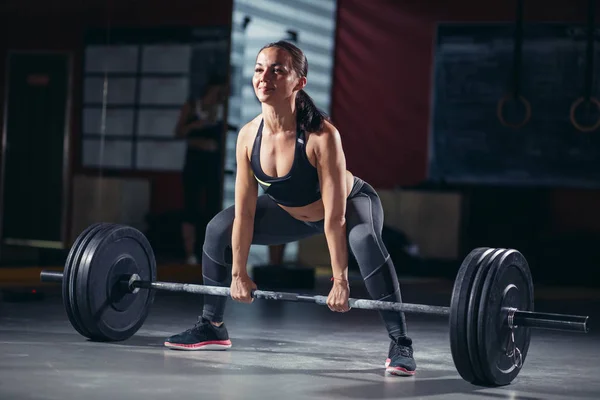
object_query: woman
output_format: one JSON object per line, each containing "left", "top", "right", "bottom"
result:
{"left": 165, "top": 41, "right": 416, "bottom": 376}
{"left": 175, "top": 76, "right": 227, "bottom": 264}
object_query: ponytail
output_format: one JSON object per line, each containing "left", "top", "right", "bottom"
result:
{"left": 296, "top": 89, "right": 329, "bottom": 133}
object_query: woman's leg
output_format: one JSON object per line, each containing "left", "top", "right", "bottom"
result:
{"left": 165, "top": 194, "right": 320, "bottom": 350}
{"left": 345, "top": 177, "right": 416, "bottom": 374}
{"left": 201, "top": 194, "right": 319, "bottom": 322}
{"left": 268, "top": 244, "right": 286, "bottom": 265}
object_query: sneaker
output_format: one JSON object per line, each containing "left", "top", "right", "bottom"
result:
{"left": 385, "top": 337, "right": 416, "bottom": 376}
{"left": 164, "top": 318, "right": 232, "bottom": 350}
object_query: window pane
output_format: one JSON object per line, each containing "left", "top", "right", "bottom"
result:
{"left": 142, "top": 45, "right": 191, "bottom": 73}
{"left": 136, "top": 109, "right": 180, "bottom": 137}
{"left": 84, "top": 77, "right": 137, "bottom": 105}
{"left": 83, "top": 108, "right": 135, "bottom": 136}
{"left": 135, "top": 140, "right": 186, "bottom": 171}
{"left": 83, "top": 139, "right": 132, "bottom": 168}
{"left": 139, "top": 77, "right": 188, "bottom": 105}
{"left": 85, "top": 45, "right": 139, "bottom": 73}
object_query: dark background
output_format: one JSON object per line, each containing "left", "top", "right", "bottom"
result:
{"left": 1, "top": 0, "right": 599, "bottom": 287}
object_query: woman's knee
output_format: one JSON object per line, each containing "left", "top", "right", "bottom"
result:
{"left": 202, "top": 206, "right": 234, "bottom": 264}
{"left": 348, "top": 223, "right": 388, "bottom": 267}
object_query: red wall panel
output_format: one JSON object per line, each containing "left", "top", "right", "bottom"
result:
{"left": 331, "top": 0, "right": 594, "bottom": 189}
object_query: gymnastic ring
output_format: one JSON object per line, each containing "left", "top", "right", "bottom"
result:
{"left": 497, "top": 94, "right": 531, "bottom": 129}
{"left": 569, "top": 96, "right": 600, "bottom": 133}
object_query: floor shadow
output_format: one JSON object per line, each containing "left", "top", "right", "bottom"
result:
{"left": 312, "top": 377, "right": 569, "bottom": 400}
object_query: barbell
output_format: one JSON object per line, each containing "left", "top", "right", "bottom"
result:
{"left": 39, "top": 222, "right": 589, "bottom": 387}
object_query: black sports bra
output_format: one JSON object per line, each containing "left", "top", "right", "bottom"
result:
{"left": 250, "top": 120, "right": 322, "bottom": 207}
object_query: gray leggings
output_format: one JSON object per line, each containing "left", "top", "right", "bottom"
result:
{"left": 201, "top": 177, "right": 409, "bottom": 341}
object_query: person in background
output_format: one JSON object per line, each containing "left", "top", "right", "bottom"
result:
{"left": 175, "top": 75, "right": 228, "bottom": 264}
{"left": 268, "top": 244, "right": 286, "bottom": 265}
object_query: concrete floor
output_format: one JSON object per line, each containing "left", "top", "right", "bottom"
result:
{"left": 1, "top": 277, "right": 599, "bottom": 400}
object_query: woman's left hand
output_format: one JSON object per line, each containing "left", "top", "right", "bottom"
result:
{"left": 327, "top": 279, "right": 351, "bottom": 312}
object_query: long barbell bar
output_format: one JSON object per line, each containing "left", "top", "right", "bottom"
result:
{"left": 40, "top": 270, "right": 589, "bottom": 333}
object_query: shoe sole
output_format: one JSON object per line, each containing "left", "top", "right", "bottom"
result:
{"left": 385, "top": 358, "right": 416, "bottom": 376}
{"left": 164, "top": 340, "right": 232, "bottom": 351}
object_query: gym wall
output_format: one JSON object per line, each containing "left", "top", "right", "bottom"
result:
{"left": 0, "top": 0, "right": 234, "bottom": 251}
{"left": 328, "top": 0, "right": 600, "bottom": 283}
{"left": 1, "top": 0, "right": 599, "bottom": 284}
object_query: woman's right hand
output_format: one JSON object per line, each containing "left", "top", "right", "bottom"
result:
{"left": 230, "top": 273, "right": 257, "bottom": 303}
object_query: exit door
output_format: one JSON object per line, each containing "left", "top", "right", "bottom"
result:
{"left": 1, "top": 52, "right": 72, "bottom": 252}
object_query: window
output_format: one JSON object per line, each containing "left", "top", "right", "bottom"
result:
{"left": 81, "top": 26, "right": 231, "bottom": 172}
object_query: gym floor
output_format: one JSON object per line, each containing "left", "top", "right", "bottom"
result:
{"left": 1, "top": 274, "right": 599, "bottom": 400}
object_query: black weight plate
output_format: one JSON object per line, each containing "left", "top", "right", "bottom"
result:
{"left": 94, "top": 225, "right": 156, "bottom": 340}
{"left": 71, "top": 223, "right": 117, "bottom": 338}
{"left": 74, "top": 223, "right": 135, "bottom": 339}
{"left": 449, "top": 247, "right": 495, "bottom": 384}
{"left": 76, "top": 224, "right": 156, "bottom": 341}
{"left": 467, "top": 248, "right": 508, "bottom": 385}
{"left": 62, "top": 223, "right": 97, "bottom": 337}
{"left": 477, "top": 249, "right": 533, "bottom": 386}
{"left": 63, "top": 223, "right": 112, "bottom": 338}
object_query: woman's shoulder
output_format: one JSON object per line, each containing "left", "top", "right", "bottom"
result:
{"left": 240, "top": 114, "right": 263, "bottom": 133}
{"left": 237, "top": 115, "right": 263, "bottom": 143}
{"left": 306, "top": 119, "right": 343, "bottom": 157}
{"left": 308, "top": 119, "right": 340, "bottom": 142}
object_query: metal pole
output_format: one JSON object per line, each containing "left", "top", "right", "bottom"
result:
{"left": 40, "top": 271, "right": 63, "bottom": 282}
{"left": 39, "top": 270, "right": 590, "bottom": 333}
{"left": 135, "top": 280, "right": 452, "bottom": 316}
{"left": 512, "top": 310, "right": 589, "bottom": 333}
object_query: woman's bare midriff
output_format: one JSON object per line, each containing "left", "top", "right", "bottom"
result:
{"left": 277, "top": 170, "right": 355, "bottom": 222}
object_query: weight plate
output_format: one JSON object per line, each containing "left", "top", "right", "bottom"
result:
{"left": 72, "top": 223, "right": 117, "bottom": 338}
{"left": 75, "top": 224, "right": 156, "bottom": 341}
{"left": 63, "top": 223, "right": 112, "bottom": 338}
{"left": 467, "top": 248, "right": 508, "bottom": 385}
{"left": 477, "top": 249, "right": 533, "bottom": 386}
{"left": 449, "top": 247, "right": 495, "bottom": 384}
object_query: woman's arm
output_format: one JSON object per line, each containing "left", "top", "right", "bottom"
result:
{"left": 174, "top": 102, "right": 192, "bottom": 138}
{"left": 231, "top": 123, "right": 259, "bottom": 277}
{"left": 315, "top": 123, "right": 349, "bottom": 281}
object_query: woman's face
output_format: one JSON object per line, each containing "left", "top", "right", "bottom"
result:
{"left": 253, "top": 47, "right": 305, "bottom": 105}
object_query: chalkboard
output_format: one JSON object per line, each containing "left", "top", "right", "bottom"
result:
{"left": 429, "top": 23, "right": 600, "bottom": 188}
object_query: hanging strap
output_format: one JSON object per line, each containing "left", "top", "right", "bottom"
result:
{"left": 570, "top": 0, "right": 600, "bottom": 133}
{"left": 497, "top": 0, "right": 531, "bottom": 129}
{"left": 511, "top": 0, "right": 525, "bottom": 99}
{"left": 96, "top": 2, "right": 113, "bottom": 214}
{"left": 583, "top": 0, "right": 595, "bottom": 102}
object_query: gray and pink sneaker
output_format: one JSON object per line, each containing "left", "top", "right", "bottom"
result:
{"left": 385, "top": 337, "right": 416, "bottom": 376}
{"left": 164, "top": 318, "right": 232, "bottom": 351}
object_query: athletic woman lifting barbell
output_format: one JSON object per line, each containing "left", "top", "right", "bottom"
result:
{"left": 163, "top": 40, "right": 417, "bottom": 376}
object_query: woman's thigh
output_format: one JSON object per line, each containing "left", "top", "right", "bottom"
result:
{"left": 345, "top": 182, "right": 389, "bottom": 267}
{"left": 203, "top": 195, "right": 322, "bottom": 264}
